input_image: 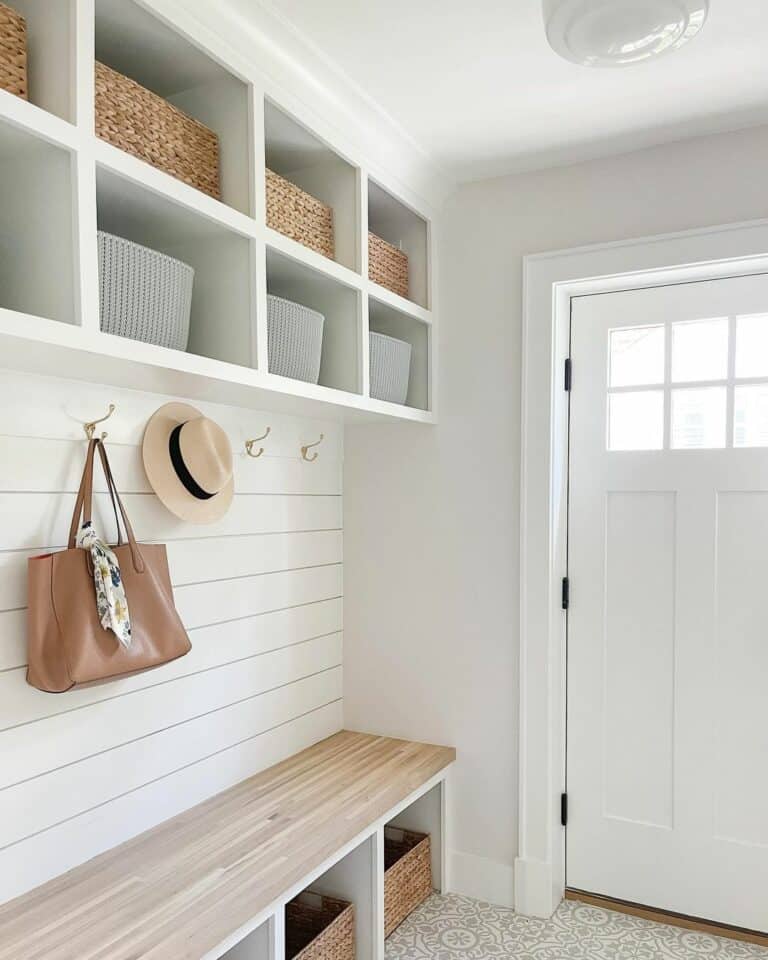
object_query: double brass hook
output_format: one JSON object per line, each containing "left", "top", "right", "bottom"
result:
{"left": 245, "top": 429, "right": 324, "bottom": 461}
{"left": 300, "top": 434, "right": 324, "bottom": 463}
{"left": 83, "top": 403, "right": 116, "bottom": 441}
{"left": 245, "top": 427, "right": 271, "bottom": 459}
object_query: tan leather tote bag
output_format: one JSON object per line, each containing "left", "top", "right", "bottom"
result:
{"left": 27, "top": 439, "right": 191, "bottom": 692}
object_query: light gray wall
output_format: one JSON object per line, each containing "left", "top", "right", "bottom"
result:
{"left": 343, "top": 123, "right": 768, "bottom": 905}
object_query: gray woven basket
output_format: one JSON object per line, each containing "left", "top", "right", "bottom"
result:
{"left": 370, "top": 331, "right": 411, "bottom": 404}
{"left": 98, "top": 231, "right": 193, "bottom": 351}
{"left": 267, "top": 294, "right": 324, "bottom": 384}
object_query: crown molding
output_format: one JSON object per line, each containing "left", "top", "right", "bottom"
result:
{"left": 163, "top": 0, "right": 455, "bottom": 213}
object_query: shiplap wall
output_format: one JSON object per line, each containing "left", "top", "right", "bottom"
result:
{"left": 0, "top": 369, "right": 344, "bottom": 905}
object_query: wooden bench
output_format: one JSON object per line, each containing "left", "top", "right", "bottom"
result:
{"left": 0, "top": 731, "right": 455, "bottom": 960}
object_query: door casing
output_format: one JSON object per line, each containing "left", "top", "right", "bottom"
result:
{"left": 517, "top": 217, "right": 768, "bottom": 920}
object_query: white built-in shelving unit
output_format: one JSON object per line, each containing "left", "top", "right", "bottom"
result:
{"left": 0, "top": 0, "right": 437, "bottom": 423}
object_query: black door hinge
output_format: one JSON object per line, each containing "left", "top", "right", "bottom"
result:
{"left": 561, "top": 792, "right": 568, "bottom": 827}
{"left": 564, "top": 357, "right": 572, "bottom": 391}
{"left": 561, "top": 577, "right": 569, "bottom": 610}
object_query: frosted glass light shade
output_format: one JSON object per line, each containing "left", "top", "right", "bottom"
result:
{"left": 543, "top": 0, "right": 709, "bottom": 67}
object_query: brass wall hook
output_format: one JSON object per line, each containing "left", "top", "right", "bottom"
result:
{"left": 245, "top": 427, "right": 271, "bottom": 459}
{"left": 300, "top": 434, "right": 324, "bottom": 462}
{"left": 83, "top": 403, "right": 115, "bottom": 441}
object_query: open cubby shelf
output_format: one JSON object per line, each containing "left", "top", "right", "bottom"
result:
{"left": 265, "top": 100, "right": 359, "bottom": 273}
{"left": 9, "top": 0, "right": 75, "bottom": 123}
{"left": 266, "top": 247, "right": 361, "bottom": 395}
{"left": 95, "top": 0, "right": 252, "bottom": 215}
{"left": 96, "top": 165, "right": 256, "bottom": 368}
{"left": 0, "top": 0, "right": 436, "bottom": 424}
{"left": 369, "top": 296, "right": 430, "bottom": 411}
{"left": 368, "top": 179, "right": 430, "bottom": 310}
{"left": 0, "top": 120, "right": 76, "bottom": 325}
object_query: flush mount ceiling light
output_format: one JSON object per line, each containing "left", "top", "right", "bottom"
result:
{"left": 543, "top": 0, "right": 709, "bottom": 67}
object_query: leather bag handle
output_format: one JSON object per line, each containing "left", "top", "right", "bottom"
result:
{"left": 94, "top": 440, "right": 145, "bottom": 574}
{"left": 68, "top": 439, "right": 98, "bottom": 549}
{"left": 67, "top": 439, "right": 143, "bottom": 573}
{"left": 68, "top": 440, "right": 122, "bottom": 549}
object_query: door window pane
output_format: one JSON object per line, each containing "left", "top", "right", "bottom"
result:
{"left": 609, "top": 326, "right": 664, "bottom": 387}
{"left": 671, "top": 387, "right": 726, "bottom": 449}
{"left": 735, "top": 314, "right": 768, "bottom": 379}
{"left": 608, "top": 391, "right": 664, "bottom": 451}
{"left": 734, "top": 384, "right": 768, "bottom": 447}
{"left": 671, "top": 318, "right": 728, "bottom": 383}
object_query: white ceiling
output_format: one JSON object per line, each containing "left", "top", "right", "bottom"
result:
{"left": 253, "top": 0, "right": 768, "bottom": 182}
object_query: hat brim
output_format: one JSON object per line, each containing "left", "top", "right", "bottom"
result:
{"left": 142, "top": 402, "right": 234, "bottom": 524}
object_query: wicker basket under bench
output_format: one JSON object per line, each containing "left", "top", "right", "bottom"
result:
{"left": 286, "top": 892, "right": 355, "bottom": 960}
{"left": 384, "top": 827, "right": 433, "bottom": 937}
{"left": 94, "top": 60, "right": 220, "bottom": 200}
{"left": 0, "top": 2, "right": 27, "bottom": 100}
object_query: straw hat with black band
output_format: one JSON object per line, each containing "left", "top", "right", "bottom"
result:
{"left": 142, "top": 403, "right": 234, "bottom": 523}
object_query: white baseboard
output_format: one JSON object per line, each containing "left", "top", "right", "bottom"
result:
{"left": 513, "top": 856, "right": 561, "bottom": 918}
{"left": 447, "top": 850, "right": 515, "bottom": 908}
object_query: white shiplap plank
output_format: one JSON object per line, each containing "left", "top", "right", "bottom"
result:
{"left": 0, "top": 668, "right": 343, "bottom": 849}
{"left": 0, "top": 700, "right": 344, "bottom": 905}
{"left": 0, "top": 598, "right": 343, "bottom": 729}
{"left": 175, "top": 564, "right": 343, "bottom": 629}
{"left": 0, "top": 437, "right": 342, "bottom": 495}
{"left": 0, "top": 610, "right": 24, "bottom": 671}
{"left": 0, "top": 369, "right": 343, "bottom": 459}
{"left": 0, "top": 565, "right": 343, "bottom": 671}
{"left": 167, "top": 530, "right": 343, "bottom": 586}
{"left": 0, "top": 531, "right": 343, "bottom": 610}
{"left": 0, "top": 491, "right": 342, "bottom": 551}
{"left": 0, "top": 632, "right": 343, "bottom": 791}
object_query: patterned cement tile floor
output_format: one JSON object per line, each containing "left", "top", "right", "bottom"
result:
{"left": 385, "top": 894, "right": 768, "bottom": 960}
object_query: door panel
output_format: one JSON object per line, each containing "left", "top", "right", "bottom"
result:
{"left": 567, "top": 274, "right": 768, "bottom": 933}
{"left": 604, "top": 490, "right": 675, "bottom": 829}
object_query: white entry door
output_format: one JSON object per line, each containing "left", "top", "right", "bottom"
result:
{"left": 567, "top": 273, "right": 768, "bottom": 932}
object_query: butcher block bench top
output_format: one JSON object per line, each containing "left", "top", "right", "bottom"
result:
{"left": 0, "top": 730, "right": 455, "bottom": 960}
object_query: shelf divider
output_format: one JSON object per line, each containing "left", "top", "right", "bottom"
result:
{"left": 74, "top": 0, "right": 95, "bottom": 132}
{"left": 74, "top": 149, "right": 100, "bottom": 333}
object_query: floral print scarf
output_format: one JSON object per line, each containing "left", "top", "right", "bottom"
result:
{"left": 76, "top": 520, "right": 132, "bottom": 648}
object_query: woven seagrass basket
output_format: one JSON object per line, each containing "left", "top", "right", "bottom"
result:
{"left": 0, "top": 2, "right": 27, "bottom": 100}
{"left": 266, "top": 168, "right": 334, "bottom": 260}
{"left": 286, "top": 892, "right": 355, "bottom": 960}
{"left": 384, "top": 827, "right": 432, "bottom": 937}
{"left": 368, "top": 232, "right": 409, "bottom": 299}
{"left": 95, "top": 61, "right": 220, "bottom": 199}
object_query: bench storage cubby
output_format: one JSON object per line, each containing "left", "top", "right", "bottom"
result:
{"left": 383, "top": 827, "right": 432, "bottom": 937}
{"left": 286, "top": 892, "right": 355, "bottom": 960}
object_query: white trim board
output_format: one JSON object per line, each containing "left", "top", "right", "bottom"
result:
{"left": 516, "top": 216, "right": 768, "bottom": 919}
{"left": 449, "top": 850, "right": 515, "bottom": 908}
